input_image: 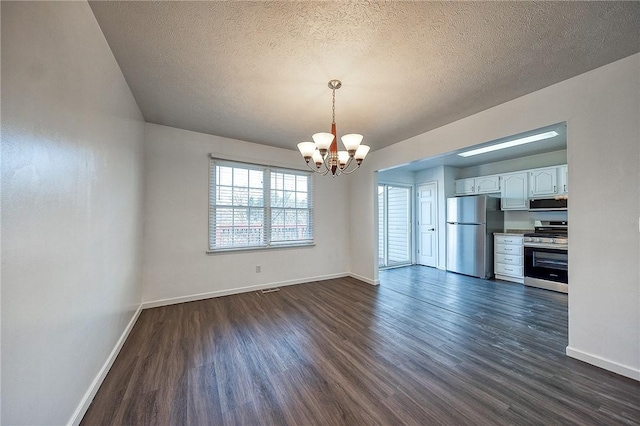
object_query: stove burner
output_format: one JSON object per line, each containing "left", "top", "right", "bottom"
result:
{"left": 524, "top": 222, "right": 568, "bottom": 247}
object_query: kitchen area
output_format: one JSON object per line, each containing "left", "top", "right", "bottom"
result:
{"left": 451, "top": 163, "right": 569, "bottom": 293}
{"left": 377, "top": 122, "right": 570, "bottom": 294}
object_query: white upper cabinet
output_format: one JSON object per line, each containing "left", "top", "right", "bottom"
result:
{"left": 475, "top": 175, "right": 500, "bottom": 194}
{"left": 501, "top": 172, "right": 528, "bottom": 210}
{"left": 455, "top": 175, "right": 500, "bottom": 195}
{"left": 558, "top": 164, "right": 568, "bottom": 194}
{"left": 455, "top": 178, "right": 475, "bottom": 195}
{"left": 529, "top": 167, "right": 558, "bottom": 197}
{"left": 453, "top": 164, "right": 566, "bottom": 206}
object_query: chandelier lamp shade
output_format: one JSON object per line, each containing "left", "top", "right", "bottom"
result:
{"left": 297, "top": 80, "right": 370, "bottom": 176}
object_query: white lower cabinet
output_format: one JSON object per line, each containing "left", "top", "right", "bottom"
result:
{"left": 494, "top": 235, "right": 524, "bottom": 283}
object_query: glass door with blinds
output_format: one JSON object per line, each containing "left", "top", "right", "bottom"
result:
{"left": 378, "top": 184, "right": 412, "bottom": 268}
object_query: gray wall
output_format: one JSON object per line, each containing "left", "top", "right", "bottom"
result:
{"left": 1, "top": 2, "right": 145, "bottom": 424}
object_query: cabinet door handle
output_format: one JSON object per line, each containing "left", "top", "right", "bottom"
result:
{"left": 428, "top": 228, "right": 435, "bottom": 231}
{"left": 564, "top": 184, "right": 566, "bottom": 192}
{"left": 554, "top": 185, "right": 557, "bottom": 192}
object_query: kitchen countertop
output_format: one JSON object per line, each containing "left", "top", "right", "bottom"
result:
{"left": 494, "top": 229, "right": 533, "bottom": 236}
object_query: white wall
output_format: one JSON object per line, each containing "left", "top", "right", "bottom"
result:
{"left": 1, "top": 2, "right": 145, "bottom": 425}
{"left": 348, "top": 54, "right": 640, "bottom": 379}
{"left": 142, "top": 123, "right": 351, "bottom": 304}
{"left": 377, "top": 168, "right": 414, "bottom": 185}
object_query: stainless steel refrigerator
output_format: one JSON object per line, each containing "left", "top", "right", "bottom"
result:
{"left": 446, "top": 195, "right": 504, "bottom": 279}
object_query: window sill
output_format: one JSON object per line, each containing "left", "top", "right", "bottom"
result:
{"left": 206, "top": 242, "right": 315, "bottom": 255}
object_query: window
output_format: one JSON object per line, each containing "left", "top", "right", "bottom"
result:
{"left": 209, "top": 158, "right": 314, "bottom": 251}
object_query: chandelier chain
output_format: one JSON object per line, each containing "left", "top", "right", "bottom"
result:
{"left": 332, "top": 88, "right": 336, "bottom": 124}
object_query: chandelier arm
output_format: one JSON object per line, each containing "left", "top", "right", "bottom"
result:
{"left": 339, "top": 158, "right": 361, "bottom": 175}
{"left": 323, "top": 158, "right": 331, "bottom": 173}
{"left": 341, "top": 155, "right": 355, "bottom": 172}
{"left": 305, "top": 162, "right": 320, "bottom": 173}
{"left": 304, "top": 160, "right": 329, "bottom": 175}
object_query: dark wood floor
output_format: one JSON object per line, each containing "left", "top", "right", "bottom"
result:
{"left": 82, "top": 266, "right": 640, "bottom": 425}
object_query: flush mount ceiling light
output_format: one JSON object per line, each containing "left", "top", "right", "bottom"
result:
{"left": 297, "top": 80, "right": 370, "bottom": 176}
{"left": 458, "top": 130, "right": 559, "bottom": 157}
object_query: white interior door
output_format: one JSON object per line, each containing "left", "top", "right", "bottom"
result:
{"left": 417, "top": 182, "right": 438, "bottom": 267}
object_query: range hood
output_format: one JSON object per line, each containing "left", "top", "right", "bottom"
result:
{"left": 529, "top": 197, "right": 568, "bottom": 211}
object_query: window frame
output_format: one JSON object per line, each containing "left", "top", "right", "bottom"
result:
{"left": 208, "top": 157, "right": 315, "bottom": 253}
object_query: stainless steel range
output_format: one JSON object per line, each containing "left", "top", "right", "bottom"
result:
{"left": 524, "top": 221, "right": 568, "bottom": 293}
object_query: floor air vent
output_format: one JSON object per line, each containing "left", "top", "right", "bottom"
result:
{"left": 260, "top": 288, "right": 280, "bottom": 294}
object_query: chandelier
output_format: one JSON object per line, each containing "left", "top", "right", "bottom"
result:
{"left": 297, "top": 80, "right": 370, "bottom": 176}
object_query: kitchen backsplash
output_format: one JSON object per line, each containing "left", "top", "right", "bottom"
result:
{"left": 504, "top": 210, "right": 568, "bottom": 231}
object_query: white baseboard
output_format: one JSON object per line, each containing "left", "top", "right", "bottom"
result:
{"left": 68, "top": 305, "right": 143, "bottom": 426}
{"left": 566, "top": 346, "right": 640, "bottom": 381}
{"left": 349, "top": 272, "right": 379, "bottom": 286}
{"left": 141, "top": 272, "right": 352, "bottom": 309}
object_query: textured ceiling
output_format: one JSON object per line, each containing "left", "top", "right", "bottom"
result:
{"left": 89, "top": 1, "right": 640, "bottom": 152}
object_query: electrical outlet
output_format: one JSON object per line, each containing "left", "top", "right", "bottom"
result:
{"left": 256, "top": 265, "right": 261, "bottom": 273}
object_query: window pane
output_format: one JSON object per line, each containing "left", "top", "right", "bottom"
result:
{"left": 271, "top": 208, "right": 284, "bottom": 225}
{"left": 216, "top": 208, "right": 234, "bottom": 226}
{"left": 296, "top": 192, "right": 308, "bottom": 208}
{"left": 271, "top": 190, "right": 284, "bottom": 208}
{"left": 248, "top": 227, "right": 264, "bottom": 245}
{"left": 284, "top": 210, "right": 296, "bottom": 227}
{"left": 218, "top": 166, "right": 233, "bottom": 186}
{"left": 284, "top": 174, "right": 295, "bottom": 191}
{"left": 217, "top": 186, "right": 233, "bottom": 205}
{"left": 283, "top": 191, "right": 295, "bottom": 208}
{"left": 271, "top": 173, "right": 283, "bottom": 191}
{"left": 296, "top": 175, "right": 308, "bottom": 191}
{"left": 233, "top": 208, "right": 248, "bottom": 226}
{"left": 249, "top": 188, "right": 263, "bottom": 206}
{"left": 249, "top": 208, "right": 264, "bottom": 226}
{"left": 234, "top": 168, "right": 249, "bottom": 187}
{"left": 249, "top": 170, "right": 263, "bottom": 189}
{"left": 233, "top": 228, "right": 248, "bottom": 246}
{"left": 233, "top": 187, "right": 248, "bottom": 206}
{"left": 297, "top": 210, "right": 308, "bottom": 226}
